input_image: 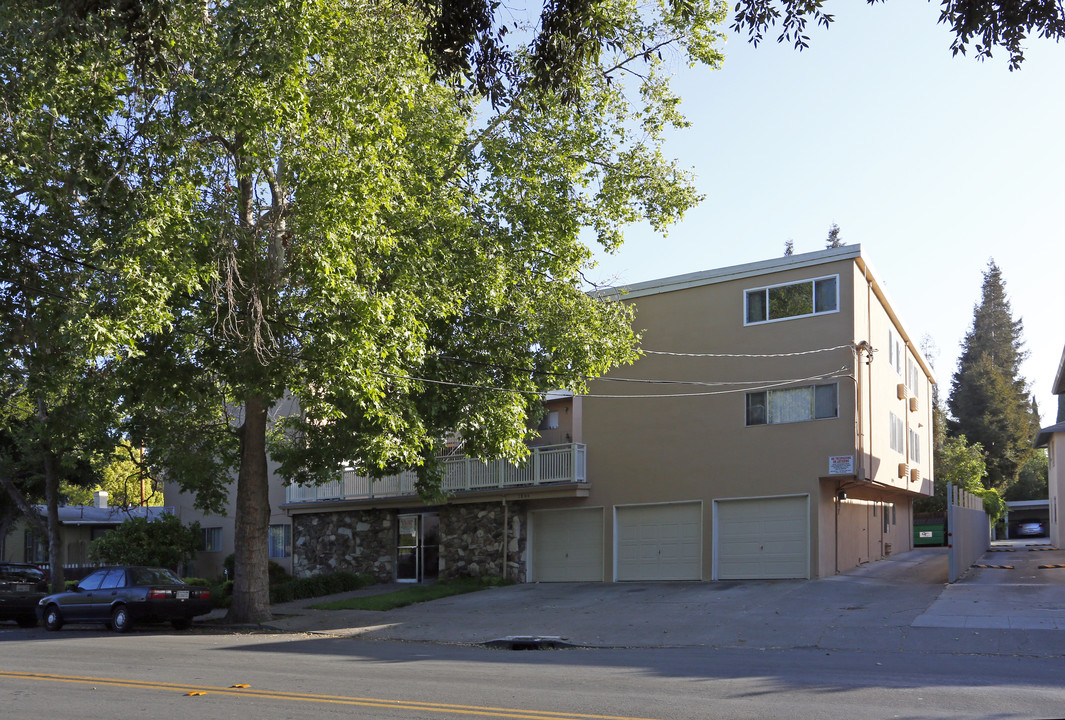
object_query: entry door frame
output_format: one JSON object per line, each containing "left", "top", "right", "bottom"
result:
{"left": 396, "top": 512, "right": 440, "bottom": 583}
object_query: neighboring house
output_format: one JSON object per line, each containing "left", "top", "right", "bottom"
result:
{"left": 1033, "top": 346, "right": 1065, "bottom": 548}
{"left": 0, "top": 492, "right": 174, "bottom": 574}
{"left": 275, "top": 244, "right": 935, "bottom": 583}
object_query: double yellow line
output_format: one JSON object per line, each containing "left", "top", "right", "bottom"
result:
{"left": 0, "top": 671, "right": 663, "bottom": 720}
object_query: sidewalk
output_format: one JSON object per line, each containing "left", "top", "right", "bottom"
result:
{"left": 211, "top": 544, "right": 1065, "bottom": 656}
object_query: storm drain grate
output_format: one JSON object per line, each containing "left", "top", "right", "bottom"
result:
{"left": 481, "top": 635, "right": 577, "bottom": 650}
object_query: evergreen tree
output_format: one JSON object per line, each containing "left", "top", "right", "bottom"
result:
{"left": 947, "top": 261, "right": 1041, "bottom": 493}
{"left": 825, "top": 223, "right": 844, "bottom": 248}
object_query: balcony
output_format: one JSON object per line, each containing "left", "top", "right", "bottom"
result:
{"left": 285, "top": 443, "right": 587, "bottom": 504}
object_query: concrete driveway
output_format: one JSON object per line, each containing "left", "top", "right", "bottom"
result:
{"left": 244, "top": 542, "right": 1065, "bottom": 655}
{"left": 915, "top": 537, "right": 1065, "bottom": 630}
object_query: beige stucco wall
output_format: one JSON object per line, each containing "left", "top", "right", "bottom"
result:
{"left": 850, "top": 263, "right": 935, "bottom": 498}
{"left": 532, "top": 395, "right": 580, "bottom": 447}
{"left": 568, "top": 252, "right": 933, "bottom": 581}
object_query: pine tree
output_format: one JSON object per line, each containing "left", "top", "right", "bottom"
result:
{"left": 825, "top": 223, "right": 844, "bottom": 248}
{"left": 947, "top": 261, "right": 1041, "bottom": 493}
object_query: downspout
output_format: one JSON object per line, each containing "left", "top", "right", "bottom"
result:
{"left": 864, "top": 261, "right": 874, "bottom": 481}
{"left": 835, "top": 489, "right": 840, "bottom": 575}
{"left": 501, "top": 498, "right": 508, "bottom": 582}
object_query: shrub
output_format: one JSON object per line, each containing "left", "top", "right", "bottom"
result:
{"left": 182, "top": 577, "right": 210, "bottom": 587}
{"left": 222, "top": 554, "right": 291, "bottom": 584}
{"left": 268, "top": 571, "right": 376, "bottom": 604}
{"left": 89, "top": 514, "right": 201, "bottom": 570}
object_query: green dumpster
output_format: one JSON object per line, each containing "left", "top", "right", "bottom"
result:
{"left": 914, "top": 523, "right": 945, "bottom": 546}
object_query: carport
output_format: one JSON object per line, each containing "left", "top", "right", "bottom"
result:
{"left": 1002, "top": 499, "right": 1050, "bottom": 539}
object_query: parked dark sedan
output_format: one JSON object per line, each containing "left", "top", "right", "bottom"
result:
{"left": 37, "top": 566, "right": 211, "bottom": 633}
{"left": 0, "top": 563, "right": 49, "bottom": 628}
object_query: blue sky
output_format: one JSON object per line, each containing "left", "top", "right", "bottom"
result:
{"left": 588, "top": 2, "right": 1065, "bottom": 425}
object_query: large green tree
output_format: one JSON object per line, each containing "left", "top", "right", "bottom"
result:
{"left": 0, "top": 4, "right": 193, "bottom": 588}
{"left": 4, "top": 0, "right": 725, "bottom": 622}
{"left": 947, "top": 261, "right": 1041, "bottom": 494}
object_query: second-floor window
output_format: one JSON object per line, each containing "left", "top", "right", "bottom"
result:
{"left": 909, "top": 428, "right": 921, "bottom": 463}
{"left": 907, "top": 358, "right": 921, "bottom": 400}
{"left": 889, "top": 412, "right": 905, "bottom": 454}
{"left": 745, "top": 275, "right": 838, "bottom": 325}
{"left": 746, "top": 383, "right": 838, "bottom": 426}
{"left": 888, "top": 330, "right": 903, "bottom": 376}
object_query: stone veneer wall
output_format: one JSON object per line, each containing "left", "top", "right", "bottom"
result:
{"left": 438, "top": 502, "right": 527, "bottom": 583}
{"left": 292, "top": 509, "right": 395, "bottom": 581}
{"left": 292, "top": 501, "right": 529, "bottom": 583}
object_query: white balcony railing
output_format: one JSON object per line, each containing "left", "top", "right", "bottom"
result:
{"left": 286, "top": 443, "right": 586, "bottom": 504}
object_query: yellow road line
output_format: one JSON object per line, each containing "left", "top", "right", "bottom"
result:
{"left": 0, "top": 671, "right": 663, "bottom": 720}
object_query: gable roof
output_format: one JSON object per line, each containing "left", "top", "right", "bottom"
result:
{"left": 1053, "top": 345, "right": 1065, "bottom": 395}
{"left": 1035, "top": 421, "right": 1065, "bottom": 449}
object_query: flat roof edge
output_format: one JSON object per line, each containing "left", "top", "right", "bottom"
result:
{"left": 595, "top": 245, "right": 862, "bottom": 301}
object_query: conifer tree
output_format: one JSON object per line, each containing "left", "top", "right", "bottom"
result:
{"left": 947, "top": 261, "right": 1041, "bottom": 493}
{"left": 825, "top": 223, "right": 844, "bottom": 248}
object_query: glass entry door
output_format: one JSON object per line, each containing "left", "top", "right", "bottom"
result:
{"left": 396, "top": 513, "right": 440, "bottom": 583}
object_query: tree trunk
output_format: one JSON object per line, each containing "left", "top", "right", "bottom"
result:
{"left": 37, "top": 397, "right": 64, "bottom": 593}
{"left": 226, "top": 394, "right": 273, "bottom": 623}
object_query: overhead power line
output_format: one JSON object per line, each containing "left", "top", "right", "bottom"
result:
{"left": 641, "top": 344, "right": 855, "bottom": 358}
{"left": 379, "top": 366, "right": 854, "bottom": 400}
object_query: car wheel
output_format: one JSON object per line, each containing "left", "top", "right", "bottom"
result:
{"left": 111, "top": 605, "right": 132, "bottom": 633}
{"left": 171, "top": 618, "right": 191, "bottom": 631}
{"left": 16, "top": 616, "right": 38, "bottom": 629}
{"left": 43, "top": 605, "right": 63, "bottom": 631}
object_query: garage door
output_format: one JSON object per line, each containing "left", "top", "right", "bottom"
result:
{"left": 531, "top": 509, "right": 604, "bottom": 582}
{"left": 616, "top": 502, "right": 702, "bottom": 581}
{"left": 715, "top": 495, "right": 809, "bottom": 580}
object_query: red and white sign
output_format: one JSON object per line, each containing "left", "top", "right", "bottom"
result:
{"left": 828, "top": 455, "right": 854, "bottom": 475}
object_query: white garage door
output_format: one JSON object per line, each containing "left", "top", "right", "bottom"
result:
{"left": 616, "top": 502, "right": 702, "bottom": 581}
{"left": 531, "top": 508, "right": 604, "bottom": 582}
{"left": 715, "top": 495, "right": 809, "bottom": 580}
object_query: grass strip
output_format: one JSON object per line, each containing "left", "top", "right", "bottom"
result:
{"left": 308, "top": 577, "right": 503, "bottom": 611}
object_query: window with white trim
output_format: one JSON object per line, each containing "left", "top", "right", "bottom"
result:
{"left": 888, "top": 330, "right": 903, "bottom": 376}
{"left": 269, "top": 524, "right": 292, "bottom": 559}
{"left": 745, "top": 275, "right": 838, "bottom": 325}
{"left": 909, "top": 427, "right": 921, "bottom": 463}
{"left": 746, "top": 383, "right": 838, "bottom": 426}
{"left": 889, "top": 412, "right": 905, "bottom": 453}
{"left": 202, "top": 527, "right": 222, "bottom": 553}
{"left": 907, "top": 358, "right": 920, "bottom": 400}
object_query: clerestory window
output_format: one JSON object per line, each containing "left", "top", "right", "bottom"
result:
{"left": 745, "top": 275, "right": 839, "bottom": 325}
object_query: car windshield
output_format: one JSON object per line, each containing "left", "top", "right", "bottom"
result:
{"left": 127, "top": 568, "right": 183, "bottom": 586}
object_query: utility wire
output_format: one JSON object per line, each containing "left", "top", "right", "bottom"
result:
{"left": 641, "top": 344, "right": 855, "bottom": 358}
{"left": 379, "top": 366, "right": 853, "bottom": 400}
